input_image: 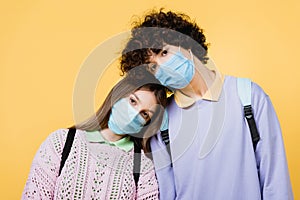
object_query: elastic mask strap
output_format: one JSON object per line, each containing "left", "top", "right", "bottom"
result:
{"left": 190, "top": 50, "right": 194, "bottom": 62}
{"left": 179, "top": 46, "right": 194, "bottom": 62}
{"left": 189, "top": 49, "right": 194, "bottom": 63}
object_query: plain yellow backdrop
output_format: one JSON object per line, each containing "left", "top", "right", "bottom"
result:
{"left": 1, "top": 0, "right": 299, "bottom": 199}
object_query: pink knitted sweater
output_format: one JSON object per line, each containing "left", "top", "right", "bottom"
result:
{"left": 22, "top": 129, "right": 159, "bottom": 199}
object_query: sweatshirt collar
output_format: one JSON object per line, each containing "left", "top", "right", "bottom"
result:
{"left": 86, "top": 130, "right": 133, "bottom": 152}
{"left": 174, "top": 70, "right": 224, "bottom": 108}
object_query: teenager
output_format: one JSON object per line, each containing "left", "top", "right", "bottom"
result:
{"left": 22, "top": 67, "right": 168, "bottom": 199}
{"left": 120, "top": 9, "right": 293, "bottom": 200}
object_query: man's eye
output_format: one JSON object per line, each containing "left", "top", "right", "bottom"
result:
{"left": 161, "top": 50, "right": 168, "bottom": 56}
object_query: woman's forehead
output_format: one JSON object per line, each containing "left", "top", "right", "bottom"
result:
{"left": 134, "top": 90, "right": 157, "bottom": 102}
{"left": 133, "top": 89, "right": 154, "bottom": 97}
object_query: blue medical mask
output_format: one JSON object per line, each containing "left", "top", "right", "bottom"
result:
{"left": 108, "top": 98, "right": 146, "bottom": 135}
{"left": 155, "top": 48, "right": 195, "bottom": 89}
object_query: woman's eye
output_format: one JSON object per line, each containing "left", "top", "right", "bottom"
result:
{"left": 129, "top": 97, "right": 137, "bottom": 105}
{"left": 140, "top": 111, "right": 150, "bottom": 120}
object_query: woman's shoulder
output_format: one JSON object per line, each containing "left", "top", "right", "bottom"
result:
{"left": 39, "top": 128, "right": 87, "bottom": 158}
{"left": 46, "top": 128, "right": 86, "bottom": 142}
{"left": 46, "top": 128, "right": 69, "bottom": 143}
{"left": 39, "top": 129, "right": 69, "bottom": 155}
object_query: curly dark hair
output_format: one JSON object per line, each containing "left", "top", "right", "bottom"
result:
{"left": 120, "top": 9, "right": 210, "bottom": 75}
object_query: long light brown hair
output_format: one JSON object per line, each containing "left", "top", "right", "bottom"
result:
{"left": 72, "top": 66, "right": 168, "bottom": 155}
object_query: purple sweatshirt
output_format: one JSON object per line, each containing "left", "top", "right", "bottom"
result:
{"left": 151, "top": 76, "right": 293, "bottom": 200}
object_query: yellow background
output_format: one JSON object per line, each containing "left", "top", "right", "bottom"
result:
{"left": 1, "top": 0, "right": 299, "bottom": 198}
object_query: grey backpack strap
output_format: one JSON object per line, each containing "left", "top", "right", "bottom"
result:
{"left": 237, "top": 78, "right": 260, "bottom": 151}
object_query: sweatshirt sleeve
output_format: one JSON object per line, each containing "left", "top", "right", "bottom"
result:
{"left": 252, "top": 83, "right": 294, "bottom": 199}
{"left": 22, "top": 129, "right": 68, "bottom": 200}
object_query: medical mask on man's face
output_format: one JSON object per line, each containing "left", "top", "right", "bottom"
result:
{"left": 154, "top": 47, "right": 195, "bottom": 89}
{"left": 108, "top": 98, "right": 146, "bottom": 135}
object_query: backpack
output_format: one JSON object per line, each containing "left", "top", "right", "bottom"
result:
{"left": 237, "top": 77, "right": 260, "bottom": 150}
{"left": 160, "top": 77, "right": 260, "bottom": 165}
{"left": 58, "top": 128, "right": 141, "bottom": 187}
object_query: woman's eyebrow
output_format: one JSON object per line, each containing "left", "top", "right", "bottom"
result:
{"left": 148, "top": 110, "right": 155, "bottom": 114}
{"left": 133, "top": 93, "right": 156, "bottom": 114}
{"left": 132, "top": 93, "right": 140, "bottom": 102}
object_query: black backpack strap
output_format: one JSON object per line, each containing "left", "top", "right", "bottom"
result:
{"left": 161, "top": 129, "right": 172, "bottom": 167}
{"left": 133, "top": 141, "right": 141, "bottom": 187}
{"left": 59, "top": 128, "right": 76, "bottom": 176}
{"left": 244, "top": 105, "right": 260, "bottom": 151}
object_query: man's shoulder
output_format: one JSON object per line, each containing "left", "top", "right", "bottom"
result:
{"left": 222, "top": 75, "right": 269, "bottom": 111}
{"left": 223, "top": 75, "right": 267, "bottom": 96}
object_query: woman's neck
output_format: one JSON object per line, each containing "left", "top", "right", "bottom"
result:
{"left": 100, "top": 128, "right": 126, "bottom": 142}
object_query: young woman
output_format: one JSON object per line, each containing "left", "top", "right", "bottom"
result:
{"left": 22, "top": 67, "right": 168, "bottom": 199}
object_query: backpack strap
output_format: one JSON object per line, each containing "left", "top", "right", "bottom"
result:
{"left": 161, "top": 129, "right": 172, "bottom": 167}
{"left": 160, "top": 108, "right": 173, "bottom": 167}
{"left": 59, "top": 128, "right": 76, "bottom": 176}
{"left": 133, "top": 141, "right": 141, "bottom": 187}
{"left": 237, "top": 78, "right": 260, "bottom": 151}
{"left": 59, "top": 128, "right": 141, "bottom": 187}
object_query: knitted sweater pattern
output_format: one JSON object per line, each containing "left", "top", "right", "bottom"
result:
{"left": 22, "top": 129, "right": 159, "bottom": 200}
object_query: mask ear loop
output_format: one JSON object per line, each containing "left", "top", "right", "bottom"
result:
{"left": 179, "top": 46, "right": 194, "bottom": 62}
{"left": 189, "top": 49, "right": 194, "bottom": 63}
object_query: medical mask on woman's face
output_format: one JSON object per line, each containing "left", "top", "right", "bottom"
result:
{"left": 108, "top": 98, "right": 146, "bottom": 135}
{"left": 155, "top": 47, "right": 195, "bottom": 89}
{"left": 160, "top": 109, "right": 169, "bottom": 131}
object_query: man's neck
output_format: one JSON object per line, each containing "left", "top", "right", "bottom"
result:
{"left": 179, "top": 59, "right": 216, "bottom": 100}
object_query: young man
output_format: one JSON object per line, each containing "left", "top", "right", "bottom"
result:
{"left": 119, "top": 9, "right": 293, "bottom": 199}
